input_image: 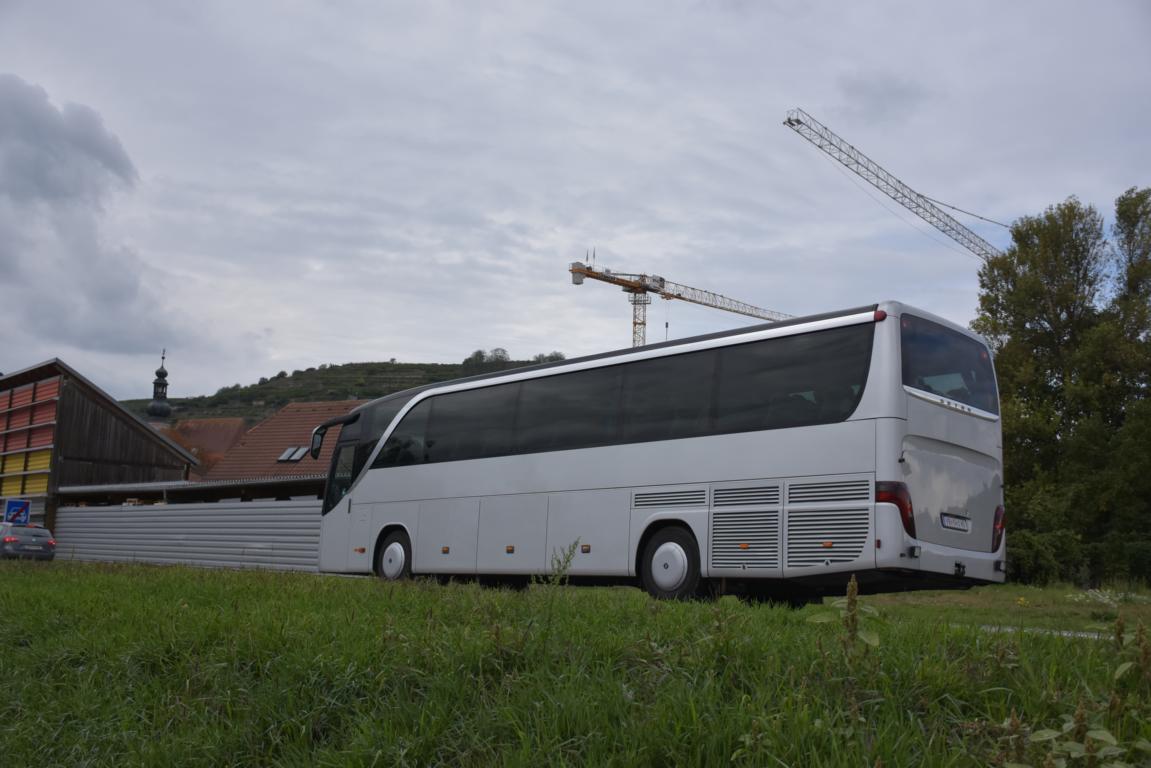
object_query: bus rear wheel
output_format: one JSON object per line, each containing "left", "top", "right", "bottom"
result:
{"left": 640, "top": 526, "right": 701, "bottom": 600}
{"left": 375, "top": 530, "right": 412, "bottom": 581}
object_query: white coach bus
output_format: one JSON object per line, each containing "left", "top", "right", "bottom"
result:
{"left": 310, "top": 301, "right": 1006, "bottom": 600}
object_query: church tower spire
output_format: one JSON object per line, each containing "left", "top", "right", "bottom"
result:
{"left": 146, "top": 349, "right": 172, "bottom": 419}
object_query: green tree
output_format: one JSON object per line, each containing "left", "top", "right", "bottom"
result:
{"left": 1112, "top": 186, "right": 1151, "bottom": 390}
{"left": 974, "top": 190, "right": 1151, "bottom": 583}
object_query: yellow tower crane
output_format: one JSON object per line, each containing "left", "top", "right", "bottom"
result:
{"left": 570, "top": 260, "right": 791, "bottom": 347}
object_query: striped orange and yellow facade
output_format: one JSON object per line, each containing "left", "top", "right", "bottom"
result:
{"left": 0, "top": 376, "right": 58, "bottom": 498}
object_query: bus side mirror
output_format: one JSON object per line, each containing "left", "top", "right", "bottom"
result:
{"left": 309, "top": 427, "right": 327, "bottom": 460}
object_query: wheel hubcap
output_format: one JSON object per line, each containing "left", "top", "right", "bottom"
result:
{"left": 651, "top": 542, "right": 688, "bottom": 591}
{"left": 381, "top": 541, "right": 406, "bottom": 579}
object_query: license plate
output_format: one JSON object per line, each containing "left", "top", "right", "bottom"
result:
{"left": 24, "top": 545, "right": 43, "bottom": 551}
{"left": 940, "top": 514, "right": 971, "bottom": 532}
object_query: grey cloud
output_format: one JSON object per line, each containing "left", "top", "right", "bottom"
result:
{"left": 835, "top": 71, "right": 932, "bottom": 126}
{"left": 0, "top": 74, "right": 178, "bottom": 363}
{"left": 0, "top": 74, "right": 135, "bottom": 206}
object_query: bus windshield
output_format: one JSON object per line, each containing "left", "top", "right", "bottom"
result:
{"left": 320, "top": 394, "right": 417, "bottom": 512}
{"left": 900, "top": 313, "right": 998, "bottom": 414}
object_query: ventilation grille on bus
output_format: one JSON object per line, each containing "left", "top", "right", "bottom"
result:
{"left": 787, "top": 479, "right": 870, "bottom": 504}
{"left": 632, "top": 489, "right": 708, "bottom": 509}
{"left": 711, "top": 510, "right": 780, "bottom": 570}
{"left": 713, "top": 486, "right": 781, "bottom": 507}
{"left": 786, "top": 508, "right": 870, "bottom": 567}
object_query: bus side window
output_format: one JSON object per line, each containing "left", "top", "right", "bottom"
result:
{"left": 517, "top": 366, "right": 622, "bottom": 454}
{"left": 424, "top": 383, "right": 518, "bottom": 463}
{"left": 716, "top": 325, "right": 871, "bottom": 433}
{"left": 621, "top": 350, "right": 715, "bottom": 442}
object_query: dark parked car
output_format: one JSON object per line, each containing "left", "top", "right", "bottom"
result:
{"left": 0, "top": 523, "right": 56, "bottom": 561}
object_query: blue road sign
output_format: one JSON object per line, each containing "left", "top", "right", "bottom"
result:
{"left": 4, "top": 499, "right": 31, "bottom": 525}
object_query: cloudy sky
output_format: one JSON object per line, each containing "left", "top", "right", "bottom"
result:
{"left": 1, "top": 1, "right": 1148, "bottom": 399}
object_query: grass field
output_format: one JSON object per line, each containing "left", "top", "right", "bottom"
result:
{"left": 2, "top": 563, "right": 1150, "bottom": 767}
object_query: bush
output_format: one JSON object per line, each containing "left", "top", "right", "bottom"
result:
{"left": 1127, "top": 540, "right": 1151, "bottom": 583}
{"left": 1008, "top": 528, "right": 1084, "bottom": 585}
{"left": 1083, "top": 537, "right": 1151, "bottom": 585}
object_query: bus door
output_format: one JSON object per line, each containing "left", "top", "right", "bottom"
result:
{"left": 318, "top": 442, "right": 357, "bottom": 571}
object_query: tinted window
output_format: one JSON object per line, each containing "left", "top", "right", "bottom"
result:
{"left": 372, "top": 399, "right": 432, "bottom": 468}
{"left": 901, "top": 314, "right": 999, "bottom": 414}
{"left": 622, "top": 350, "right": 717, "bottom": 442}
{"left": 366, "top": 323, "right": 876, "bottom": 469}
{"left": 351, "top": 397, "right": 410, "bottom": 475}
{"left": 360, "top": 398, "right": 409, "bottom": 446}
{"left": 715, "top": 324, "right": 873, "bottom": 432}
{"left": 517, "top": 366, "right": 622, "bottom": 453}
{"left": 425, "top": 384, "right": 519, "bottom": 463}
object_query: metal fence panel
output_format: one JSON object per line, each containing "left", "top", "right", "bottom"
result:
{"left": 54, "top": 500, "right": 322, "bottom": 572}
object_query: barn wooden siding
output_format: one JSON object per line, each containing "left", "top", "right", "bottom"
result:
{"left": 54, "top": 378, "right": 188, "bottom": 488}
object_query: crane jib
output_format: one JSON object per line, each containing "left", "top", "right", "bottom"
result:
{"left": 569, "top": 261, "right": 791, "bottom": 347}
{"left": 783, "top": 108, "right": 1002, "bottom": 262}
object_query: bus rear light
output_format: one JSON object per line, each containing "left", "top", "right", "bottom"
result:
{"left": 876, "top": 481, "right": 916, "bottom": 539}
{"left": 874, "top": 310, "right": 887, "bottom": 322}
{"left": 992, "top": 504, "right": 1006, "bottom": 551}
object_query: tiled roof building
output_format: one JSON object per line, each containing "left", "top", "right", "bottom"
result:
{"left": 203, "top": 401, "right": 366, "bottom": 481}
{"left": 158, "top": 418, "right": 248, "bottom": 478}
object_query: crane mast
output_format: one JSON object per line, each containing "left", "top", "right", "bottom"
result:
{"left": 783, "top": 108, "right": 1002, "bottom": 261}
{"left": 570, "top": 261, "right": 791, "bottom": 347}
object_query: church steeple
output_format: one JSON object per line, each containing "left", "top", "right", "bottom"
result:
{"left": 146, "top": 349, "right": 172, "bottom": 419}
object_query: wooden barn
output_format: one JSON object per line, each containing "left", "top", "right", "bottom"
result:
{"left": 0, "top": 359, "right": 197, "bottom": 527}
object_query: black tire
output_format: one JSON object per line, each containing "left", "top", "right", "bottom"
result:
{"left": 375, "top": 530, "right": 412, "bottom": 581}
{"left": 639, "top": 526, "right": 701, "bottom": 600}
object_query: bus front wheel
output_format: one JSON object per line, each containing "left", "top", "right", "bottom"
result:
{"left": 375, "top": 530, "right": 412, "bottom": 581}
{"left": 640, "top": 526, "right": 701, "bottom": 600}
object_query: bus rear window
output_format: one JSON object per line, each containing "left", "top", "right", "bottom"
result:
{"left": 901, "top": 314, "right": 998, "bottom": 415}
